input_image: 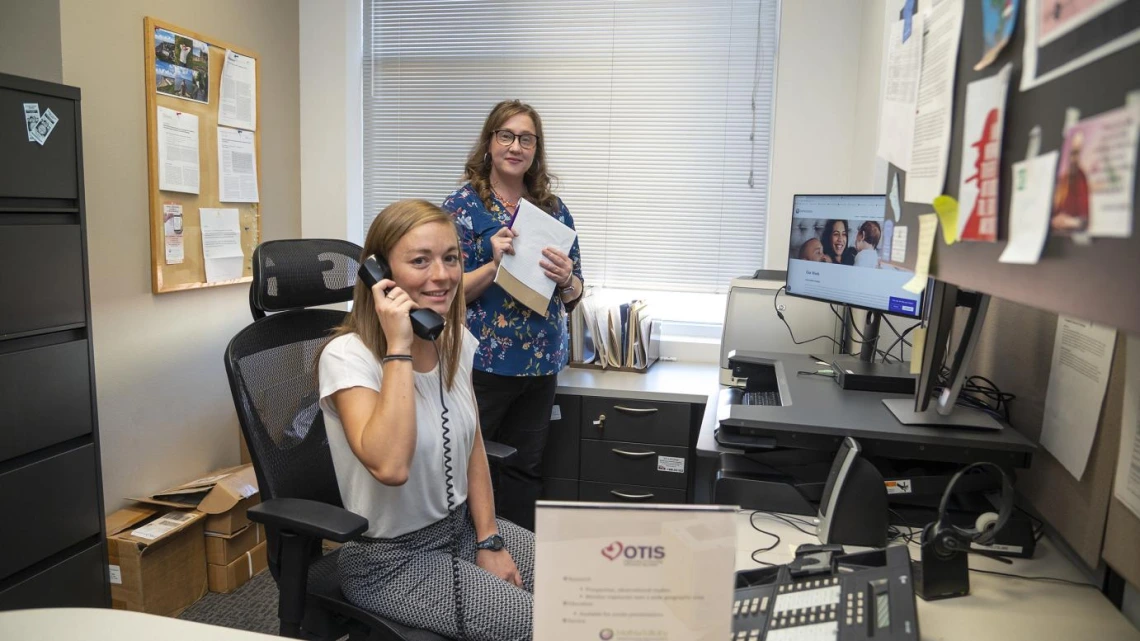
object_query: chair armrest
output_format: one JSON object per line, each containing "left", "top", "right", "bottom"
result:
{"left": 483, "top": 439, "right": 518, "bottom": 465}
{"left": 248, "top": 498, "right": 368, "bottom": 543}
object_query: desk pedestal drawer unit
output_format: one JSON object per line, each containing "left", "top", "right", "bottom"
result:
{"left": 0, "top": 72, "right": 108, "bottom": 611}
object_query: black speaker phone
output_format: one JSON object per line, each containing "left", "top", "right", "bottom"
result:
{"left": 358, "top": 254, "right": 446, "bottom": 341}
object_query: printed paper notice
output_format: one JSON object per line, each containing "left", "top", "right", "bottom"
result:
{"left": 1050, "top": 99, "right": 1140, "bottom": 238}
{"left": 200, "top": 208, "right": 244, "bottom": 283}
{"left": 534, "top": 502, "right": 736, "bottom": 641}
{"left": 157, "top": 106, "right": 200, "bottom": 194}
{"left": 906, "top": 0, "right": 965, "bottom": 204}
{"left": 957, "top": 64, "right": 1012, "bottom": 242}
{"left": 877, "top": 14, "right": 924, "bottom": 170}
{"left": 1040, "top": 316, "right": 1117, "bottom": 480}
{"left": 1113, "top": 335, "right": 1140, "bottom": 520}
{"left": 495, "top": 199, "right": 576, "bottom": 315}
{"left": 902, "top": 213, "right": 937, "bottom": 293}
{"left": 163, "top": 202, "right": 185, "bottom": 264}
{"left": 891, "top": 225, "right": 908, "bottom": 263}
{"left": 999, "top": 151, "right": 1059, "bottom": 264}
{"left": 218, "top": 126, "right": 259, "bottom": 203}
{"left": 219, "top": 50, "right": 256, "bottom": 131}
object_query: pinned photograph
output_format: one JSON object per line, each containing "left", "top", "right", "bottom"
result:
{"left": 154, "top": 27, "right": 209, "bottom": 104}
{"left": 1051, "top": 101, "right": 1140, "bottom": 237}
{"left": 976, "top": 0, "right": 1019, "bottom": 70}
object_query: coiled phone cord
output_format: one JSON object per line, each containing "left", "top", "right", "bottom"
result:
{"left": 433, "top": 340, "right": 467, "bottom": 641}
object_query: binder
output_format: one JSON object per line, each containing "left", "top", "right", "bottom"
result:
{"left": 569, "top": 292, "right": 658, "bottom": 373}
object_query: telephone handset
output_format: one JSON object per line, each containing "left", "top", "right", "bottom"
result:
{"left": 357, "top": 253, "right": 467, "bottom": 639}
{"left": 358, "top": 254, "right": 446, "bottom": 341}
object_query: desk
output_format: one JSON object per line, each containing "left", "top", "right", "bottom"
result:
{"left": 0, "top": 607, "right": 277, "bottom": 640}
{"left": 736, "top": 511, "right": 1140, "bottom": 641}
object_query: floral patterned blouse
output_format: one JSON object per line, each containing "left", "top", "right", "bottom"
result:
{"left": 442, "top": 183, "right": 584, "bottom": 377}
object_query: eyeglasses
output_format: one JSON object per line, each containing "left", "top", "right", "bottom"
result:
{"left": 493, "top": 129, "right": 538, "bottom": 150}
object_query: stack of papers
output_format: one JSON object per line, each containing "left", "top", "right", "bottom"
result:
{"left": 571, "top": 291, "right": 658, "bottom": 371}
{"left": 494, "top": 199, "right": 577, "bottom": 316}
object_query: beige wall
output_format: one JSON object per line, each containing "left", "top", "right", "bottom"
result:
{"left": 0, "top": 0, "right": 62, "bottom": 82}
{"left": 59, "top": 0, "right": 301, "bottom": 512}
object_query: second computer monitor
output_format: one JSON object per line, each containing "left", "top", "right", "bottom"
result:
{"left": 785, "top": 194, "right": 923, "bottom": 319}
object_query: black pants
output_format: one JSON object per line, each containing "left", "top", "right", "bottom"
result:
{"left": 472, "top": 370, "right": 558, "bottom": 531}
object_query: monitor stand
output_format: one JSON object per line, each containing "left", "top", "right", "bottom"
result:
{"left": 882, "top": 398, "right": 1004, "bottom": 431}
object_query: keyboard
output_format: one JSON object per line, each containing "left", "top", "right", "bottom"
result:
{"left": 743, "top": 390, "right": 781, "bottom": 406}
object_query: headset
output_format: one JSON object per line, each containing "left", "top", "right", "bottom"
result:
{"left": 358, "top": 255, "right": 467, "bottom": 639}
{"left": 921, "top": 461, "right": 1014, "bottom": 560}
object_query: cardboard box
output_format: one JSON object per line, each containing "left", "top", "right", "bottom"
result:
{"left": 205, "top": 523, "right": 265, "bottom": 566}
{"left": 105, "top": 505, "right": 208, "bottom": 617}
{"left": 207, "top": 540, "right": 268, "bottom": 594}
{"left": 134, "top": 463, "right": 260, "bottom": 535}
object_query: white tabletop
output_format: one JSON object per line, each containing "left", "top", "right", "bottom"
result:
{"left": 736, "top": 511, "right": 1140, "bottom": 641}
{"left": 0, "top": 608, "right": 278, "bottom": 640}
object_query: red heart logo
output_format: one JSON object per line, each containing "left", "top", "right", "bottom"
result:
{"left": 601, "top": 541, "right": 623, "bottom": 561}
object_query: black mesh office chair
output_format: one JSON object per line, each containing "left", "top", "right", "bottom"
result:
{"left": 225, "top": 239, "right": 512, "bottom": 640}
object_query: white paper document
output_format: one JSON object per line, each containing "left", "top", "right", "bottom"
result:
{"left": 999, "top": 151, "right": 1059, "bottom": 264}
{"left": 163, "top": 202, "right": 185, "bottom": 265}
{"left": 495, "top": 199, "right": 576, "bottom": 315}
{"left": 878, "top": 14, "right": 924, "bottom": 170}
{"left": 891, "top": 225, "right": 909, "bottom": 263}
{"left": 1114, "top": 335, "right": 1140, "bottom": 521}
{"left": 157, "top": 107, "right": 200, "bottom": 194}
{"left": 906, "top": 0, "right": 964, "bottom": 204}
{"left": 217, "top": 126, "right": 259, "bottom": 203}
{"left": 534, "top": 502, "right": 736, "bottom": 641}
{"left": 219, "top": 50, "right": 257, "bottom": 131}
{"left": 1040, "top": 316, "right": 1117, "bottom": 480}
{"left": 23, "top": 103, "right": 40, "bottom": 141}
{"left": 956, "top": 64, "right": 1011, "bottom": 242}
{"left": 200, "top": 208, "right": 244, "bottom": 282}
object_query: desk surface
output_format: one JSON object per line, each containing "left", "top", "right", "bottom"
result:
{"left": 557, "top": 360, "right": 721, "bottom": 405}
{"left": 0, "top": 608, "right": 278, "bottom": 640}
{"left": 737, "top": 511, "right": 1140, "bottom": 641}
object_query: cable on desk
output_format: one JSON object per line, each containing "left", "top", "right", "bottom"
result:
{"left": 968, "top": 568, "right": 1097, "bottom": 588}
{"left": 748, "top": 511, "right": 782, "bottom": 567}
{"left": 797, "top": 369, "right": 837, "bottom": 380}
{"left": 774, "top": 287, "right": 845, "bottom": 349}
{"left": 755, "top": 511, "right": 818, "bottom": 536}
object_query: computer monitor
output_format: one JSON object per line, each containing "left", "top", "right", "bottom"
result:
{"left": 785, "top": 195, "right": 924, "bottom": 319}
{"left": 882, "top": 279, "right": 1003, "bottom": 430}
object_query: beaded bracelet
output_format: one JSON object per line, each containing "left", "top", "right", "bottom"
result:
{"left": 382, "top": 354, "right": 413, "bottom": 364}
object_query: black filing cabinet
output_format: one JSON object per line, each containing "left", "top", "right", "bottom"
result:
{"left": 0, "top": 73, "right": 109, "bottom": 610}
{"left": 541, "top": 392, "right": 698, "bottom": 505}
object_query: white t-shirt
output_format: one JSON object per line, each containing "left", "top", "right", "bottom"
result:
{"left": 854, "top": 247, "right": 880, "bottom": 269}
{"left": 318, "top": 330, "right": 479, "bottom": 538}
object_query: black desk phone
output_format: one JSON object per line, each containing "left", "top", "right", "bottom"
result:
{"left": 733, "top": 544, "right": 919, "bottom": 641}
{"left": 358, "top": 254, "right": 445, "bottom": 340}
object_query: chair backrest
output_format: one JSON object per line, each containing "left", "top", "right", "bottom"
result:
{"left": 225, "top": 239, "right": 363, "bottom": 506}
{"left": 250, "top": 238, "right": 362, "bottom": 319}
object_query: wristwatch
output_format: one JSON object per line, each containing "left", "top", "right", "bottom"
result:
{"left": 475, "top": 533, "right": 505, "bottom": 552}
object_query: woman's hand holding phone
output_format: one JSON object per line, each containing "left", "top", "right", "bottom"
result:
{"left": 371, "top": 279, "right": 415, "bottom": 354}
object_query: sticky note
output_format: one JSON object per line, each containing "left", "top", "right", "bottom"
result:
{"left": 933, "top": 195, "right": 959, "bottom": 245}
{"left": 902, "top": 213, "right": 937, "bottom": 294}
{"left": 910, "top": 328, "right": 926, "bottom": 374}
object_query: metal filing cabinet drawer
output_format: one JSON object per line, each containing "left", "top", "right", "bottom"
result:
{"left": 541, "top": 395, "right": 580, "bottom": 480}
{"left": 579, "top": 481, "right": 686, "bottom": 505}
{"left": 0, "top": 225, "right": 86, "bottom": 337}
{"left": 0, "top": 87, "right": 78, "bottom": 200}
{"left": 0, "top": 340, "right": 93, "bottom": 460}
{"left": 579, "top": 439, "right": 689, "bottom": 490}
{"left": 0, "top": 541, "right": 106, "bottom": 611}
{"left": 0, "top": 445, "right": 101, "bottom": 578}
{"left": 581, "top": 397, "right": 690, "bottom": 446}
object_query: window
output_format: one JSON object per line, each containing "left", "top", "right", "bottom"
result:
{"left": 363, "top": 0, "right": 779, "bottom": 295}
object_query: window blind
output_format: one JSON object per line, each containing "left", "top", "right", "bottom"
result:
{"left": 363, "top": 0, "right": 778, "bottom": 293}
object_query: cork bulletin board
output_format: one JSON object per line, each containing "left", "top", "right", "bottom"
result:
{"left": 143, "top": 17, "right": 262, "bottom": 294}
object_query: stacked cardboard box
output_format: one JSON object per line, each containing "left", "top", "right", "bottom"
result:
{"left": 133, "top": 464, "right": 267, "bottom": 593}
{"left": 105, "top": 506, "right": 208, "bottom": 617}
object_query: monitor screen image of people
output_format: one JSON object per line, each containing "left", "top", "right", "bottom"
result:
{"left": 785, "top": 195, "right": 922, "bottom": 318}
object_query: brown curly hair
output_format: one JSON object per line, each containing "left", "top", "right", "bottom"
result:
{"left": 462, "top": 100, "right": 559, "bottom": 213}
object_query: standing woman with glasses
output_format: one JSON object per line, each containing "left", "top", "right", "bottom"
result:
{"left": 442, "top": 100, "right": 584, "bottom": 531}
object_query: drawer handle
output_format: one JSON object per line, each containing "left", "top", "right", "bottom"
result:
{"left": 613, "top": 405, "right": 658, "bottom": 416}
{"left": 612, "top": 448, "right": 656, "bottom": 458}
{"left": 611, "top": 490, "right": 655, "bottom": 500}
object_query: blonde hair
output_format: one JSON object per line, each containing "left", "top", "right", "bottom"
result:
{"left": 324, "top": 200, "right": 466, "bottom": 389}
{"left": 463, "top": 99, "right": 559, "bottom": 213}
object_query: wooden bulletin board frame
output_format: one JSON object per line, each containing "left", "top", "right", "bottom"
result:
{"left": 143, "top": 17, "right": 262, "bottom": 294}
